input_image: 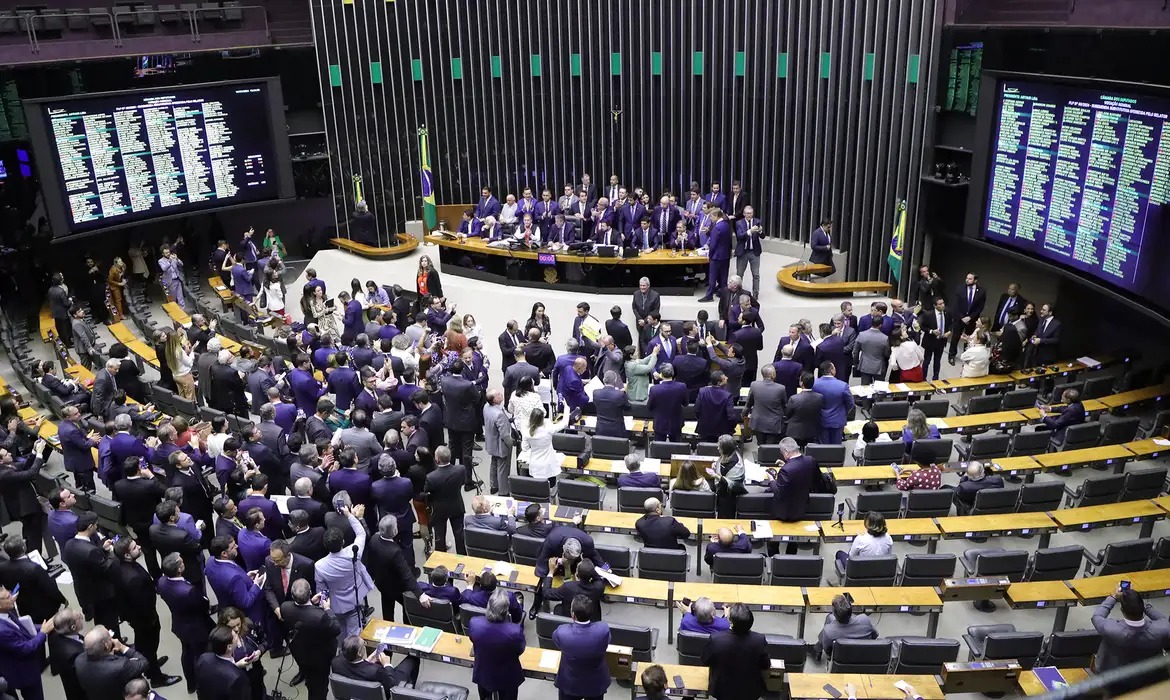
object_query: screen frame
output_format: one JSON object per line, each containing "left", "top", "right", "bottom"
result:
{"left": 966, "top": 70, "right": 1170, "bottom": 319}
{"left": 24, "top": 77, "right": 295, "bottom": 240}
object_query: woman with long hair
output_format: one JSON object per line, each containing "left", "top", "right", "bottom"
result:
{"left": 524, "top": 406, "right": 573, "bottom": 489}
{"left": 890, "top": 327, "right": 925, "bottom": 383}
{"left": 365, "top": 280, "right": 390, "bottom": 306}
{"left": 623, "top": 343, "right": 659, "bottom": 401}
{"left": 309, "top": 285, "right": 339, "bottom": 338}
{"left": 217, "top": 607, "right": 266, "bottom": 700}
{"left": 507, "top": 376, "right": 543, "bottom": 451}
{"left": 416, "top": 255, "right": 442, "bottom": 312}
{"left": 167, "top": 330, "right": 197, "bottom": 400}
{"left": 444, "top": 315, "right": 467, "bottom": 353}
{"left": 350, "top": 277, "right": 369, "bottom": 308}
{"left": 525, "top": 302, "right": 551, "bottom": 338}
{"left": 901, "top": 408, "right": 940, "bottom": 456}
{"left": 299, "top": 283, "right": 317, "bottom": 326}
{"left": 668, "top": 459, "right": 712, "bottom": 496}
{"left": 837, "top": 511, "right": 892, "bottom": 570}
{"left": 261, "top": 269, "right": 289, "bottom": 325}
{"left": 462, "top": 313, "right": 481, "bottom": 342}
{"left": 107, "top": 257, "right": 128, "bottom": 321}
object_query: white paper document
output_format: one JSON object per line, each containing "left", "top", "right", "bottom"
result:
{"left": 639, "top": 457, "right": 662, "bottom": 473}
{"left": 752, "top": 521, "right": 774, "bottom": 539}
{"left": 742, "top": 459, "right": 770, "bottom": 484}
{"left": 583, "top": 376, "right": 604, "bottom": 401}
{"left": 539, "top": 650, "right": 560, "bottom": 669}
{"left": 271, "top": 495, "right": 291, "bottom": 515}
{"left": 1076, "top": 356, "right": 1101, "bottom": 368}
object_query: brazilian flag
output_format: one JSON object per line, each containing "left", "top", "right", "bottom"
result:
{"left": 888, "top": 199, "right": 906, "bottom": 282}
{"left": 418, "top": 126, "right": 437, "bottom": 229}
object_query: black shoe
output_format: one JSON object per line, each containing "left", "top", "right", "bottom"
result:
{"left": 150, "top": 674, "right": 182, "bottom": 689}
{"left": 490, "top": 488, "right": 498, "bottom": 495}
{"left": 156, "top": 656, "right": 169, "bottom": 667}
{"left": 948, "top": 356, "right": 956, "bottom": 366}
{"left": 269, "top": 647, "right": 289, "bottom": 659}
{"left": 698, "top": 296, "right": 714, "bottom": 303}
{"left": 290, "top": 672, "right": 305, "bottom": 686}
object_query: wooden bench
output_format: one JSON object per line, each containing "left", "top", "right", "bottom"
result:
{"left": 330, "top": 233, "right": 420, "bottom": 259}
{"left": 776, "top": 263, "right": 892, "bottom": 296}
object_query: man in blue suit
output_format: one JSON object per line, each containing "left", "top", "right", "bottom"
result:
{"left": 703, "top": 181, "right": 727, "bottom": 211}
{"left": 647, "top": 366, "right": 688, "bottom": 442}
{"left": 774, "top": 324, "right": 815, "bottom": 371}
{"left": 559, "top": 358, "right": 590, "bottom": 414}
{"left": 553, "top": 595, "right": 611, "bottom": 700}
{"left": 857, "top": 302, "right": 895, "bottom": 335}
{"left": 474, "top": 186, "right": 502, "bottom": 222}
{"left": 0, "top": 585, "right": 53, "bottom": 700}
{"left": 289, "top": 353, "right": 325, "bottom": 415}
{"left": 645, "top": 324, "right": 678, "bottom": 370}
{"left": 627, "top": 218, "right": 659, "bottom": 251}
{"left": 327, "top": 352, "right": 361, "bottom": 411}
{"left": 158, "top": 553, "right": 214, "bottom": 694}
{"left": 341, "top": 292, "right": 364, "bottom": 345}
{"left": 205, "top": 535, "right": 267, "bottom": 625}
{"left": 671, "top": 340, "right": 708, "bottom": 401}
{"left": 238, "top": 473, "right": 286, "bottom": 540}
{"left": 194, "top": 626, "right": 252, "bottom": 700}
{"left": 652, "top": 195, "right": 682, "bottom": 238}
{"left": 231, "top": 260, "right": 254, "bottom": 302}
{"left": 110, "top": 413, "right": 157, "bottom": 474}
{"left": 58, "top": 405, "right": 98, "bottom": 492}
{"left": 535, "top": 525, "right": 607, "bottom": 578}
{"left": 592, "top": 372, "right": 631, "bottom": 438}
{"left": 1041, "top": 388, "right": 1087, "bottom": 444}
{"left": 809, "top": 217, "right": 835, "bottom": 274}
{"left": 814, "top": 322, "right": 850, "bottom": 382}
{"left": 700, "top": 209, "right": 733, "bottom": 302}
{"left": 812, "top": 362, "right": 854, "bottom": 445}
{"left": 695, "top": 371, "right": 738, "bottom": 443}
{"left": 772, "top": 343, "right": 805, "bottom": 398}
{"left": 548, "top": 213, "right": 577, "bottom": 247}
{"left": 733, "top": 205, "right": 764, "bottom": 298}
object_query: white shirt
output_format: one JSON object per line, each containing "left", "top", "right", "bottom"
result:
{"left": 960, "top": 345, "right": 991, "bottom": 378}
{"left": 173, "top": 348, "right": 195, "bottom": 377}
{"left": 524, "top": 414, "right": 572, "bottom": 480}
{"left": 848, "top": 532, "right": 894, "bottom": 558}
{"left": 499, "top": 203, "right": 519, "bottom": 225}
{"left": 207, "top": 432, "right": 230, "bottom": 459}
{"left": 264, "top": 282, "right": 285, "bottom": 313}
{"left": 892, "top": 340, "right": 924, "bottom": 370}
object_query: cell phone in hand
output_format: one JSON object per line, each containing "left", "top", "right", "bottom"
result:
{"left": 1120, "top": 580, "right": 1131, "bottom": 590}
{"left": 374, "top": 643, "right": 388, "bottom": 656}
{"left": 843, "top": 591, "right": 855, "bottom": 605}
{"left": 680, "top": 597, "right": 692, "bottom": 607}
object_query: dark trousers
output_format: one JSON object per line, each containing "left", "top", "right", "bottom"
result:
{"left": 448, "top": 428, "right": 476, "bottom": 483}
{"left": 130, "top": 526, "right": 161, "bottom": 579}
{"left": 303, "top": 664, "right": 330, "bottom": 700}
{"left": 178, "top": 635, "right": 203, "bottom": 691}
{"left": 92, "top": 599, "right": 122, "bottom": 638}
{"left": 653, "top": 431, "right": 680, "bottom": 443}
{"left": 10, "top": 680, "right": 44, "bottom": 700}
{"left": 70, "top": 468, "right": 96, "bottom": 493}
{"left": 755, "top": 431, "right": 781, "bottom": 445}
{"left": 433, "top": 511, "right": 466, "bottom": 554}
{"left": 835, "top": 550, "right": 850, "bottom": 569}
{"left": 558, "top": 693, "right": 603, "bottom": 700}
{"left": 948, "top": 318, "right": 974, "bottom": 357}
{"left": 706, "top": 259, "right": 730, "bottom": 298}
{"left": 922, "top": 343, "right": 945, "bottom": 380}
{"left": 54, "top": 317, "right": 72, "bottom": 347}
{"left": 19, "top": 513, "right": 45, "bottom": 555}
{"left": 126, "top": 615, "right": 163, "bottom": 675}
{"left": 394, "top": 530, "right": 416, "bottom": 570}
{"left": 479, "top": 687, "right": 520, "bottom": 700}
{"left": 819, "top": 426, "right": 844, "bottom": 445}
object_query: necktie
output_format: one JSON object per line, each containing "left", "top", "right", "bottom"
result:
{"left": 644, "top": 231, "right": 649, "bottom": 248}
{"left": 661, "top": 211, "right": 668, "bottom": 231}
{"left": 282, "top": 566, "right": 289, "bottom": 591}
{"left": 747, "top": 221, "right": 753, "bottom": 250}
{"left": 968, "top": 287, "right": 973, "bottom": 307}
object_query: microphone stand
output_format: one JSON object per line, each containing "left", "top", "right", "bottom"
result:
{"left": 268, "top": 624, "right": 297, "bottom": 700}
{"left": 832, "top": 507, "right": 845, "bottom": 531}
{"left": 351, "top": 542, "right": 369, "bottom": 631}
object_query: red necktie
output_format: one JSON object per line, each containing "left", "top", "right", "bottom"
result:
{"left": 281, "top": 567, "right": 289, "bottom": 591}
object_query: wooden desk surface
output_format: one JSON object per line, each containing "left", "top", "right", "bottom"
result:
{"left": 825, "top": 518, "right": 942, "bottom": 542}
{"left": 1050, "top": 500, "right": 1166, "bottom": 530}
{"left": 674, "top": 582, "right": 741, "bottom": 607}
{"left": 1034, "top": 444, "right": 1133, "bottom": 469}
{"left": 851, "top": 382, "right": 937, "bottom": 400}
{"left": 108, "top": 322, "right": 137, "bottom": 343}
{"left": 578, "top": 416, "right": 652, "bottom": 434}
{"left": 789, "top": 674, "right": 944, "bottom": 699}
{"left": 162, "top": 302, "right": 191, "bottom": 325}
{"left": 703, "top": 519, "right": 822, "bottom": 541}
{"left": 1157, "top": 495, "right": 1170, "bottom": 515}
{"left": 604, "top": 575, "right": 670, "bottom": 602}
{"left": 867, "top": 587, "right": 943, "bottom": 611}
{"left": 560, "top": 455, "right": 671, "bottom": 477}
{"left": 1068, "top": 568, "right": 1170, "bottom": 603}
{"left": 936, "top": 512, "right": 1057, "bottom": 537}
{"left": 575, "top": 510, "right": 700, "bottom": 534}
{"left": 734, "top": 584, "right": 807, "bottom": 609}
{"left": 805, "top": 587, "right": 877, "bottom": 611}
{"left": 1004, "top": 581, "right": 1079, "bottom": 608}
{"left": 939, "top": 410, "right": 1031, "bottom": 432}
{"left": 1017, "top": 668, "right": 1092, "bottom": 695}
{"left": 828, "top": 466, "right": 900, "bottom": 485}
{"left": 634, "top": 663, "right": 710, "bottom": 692}
{"left": 987, "top": 456, "right": 1044, "bottom": 475}
{"left": 1019, "top": 401, "right": 1109, "bottom": 420}
{"left": 1100, "top": 383, "right": 1170, "bottom": 409}
{"left": 931, "top": 375, "right": 1016, "bottom": 392}
{"left": 1125, "top": 439, "right": 1170, "bottom": 460}
{"left": 422, "top": 552, "right": 542, "bottom": 589}
{"left": 207, "top": 278, "right": 234, "bottom": 300}
{"left": 426, "top": 233, "right": 708, "bottom": 265}
{"left": 361, "top": 619, "right": 560, "bottom": 677}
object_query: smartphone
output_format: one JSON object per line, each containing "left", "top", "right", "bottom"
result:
{"left": 823, "top": 683, "right": 843, "bottom": 699}
{"left": 680, "top": 597, "right": 692, "bottom": 607}
{"left": 1120, "top": 580, "right": 1132, "bottom": 590}
{"left": 843, "top": 591, "right": 855, "bottom": 605}
{"left": 374, "top": 643, "right": 388, "bottom": 656}
{"left": 453, "top": 563, "right": 465, "bottom": 576}
{"left": 10, "top": 584, "right": 19, "bottom": 597}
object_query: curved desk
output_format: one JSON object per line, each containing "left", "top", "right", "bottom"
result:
{"left": 423, "top": 234, "right": 706, "bottom": 295}
{"left": 777, "top": 263, "right": 892, "bottom": 296}
{"left": 330, "top": 233, "right": 420, "bottom": 259}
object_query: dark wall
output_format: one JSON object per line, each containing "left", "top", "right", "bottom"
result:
{"left": 311, "top": 0, "right": 943, "bottom": 280}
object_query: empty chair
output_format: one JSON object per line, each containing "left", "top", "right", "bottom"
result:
{"left": 1027, "top": 546, "right": 1084, "bottom": 581}
{"left": 756, "top": 444, "right": 781, "bottom": 464}
{"left": 806, "top": 493, "right": 837, "bottom": 520}
{"left": 157, "top": 4, "right": 181, "bottom": 23}
{"left": 557, "top": 480, "right": 603, "bottom": 510}
{"left": 329, "top": 672, "right": 385, "bottom": 700}
{"left": 1140, "top": 409, "right": 1170, "bottom": 439}
{"left": 463, "top": 528, "right": 510, "bottom": 560}
{"left": 769, "top": 555, "right": 823, "bottom": 587}
{"left": 617, "top": 487, "right": 662, "bottom": 513}
{"left": 89, "top": 493, "right": 126, "bottom": 536}
{"left": 805, "top": 444, "right": 847, "bottom": 467}
{"left": 629, "top": 400, "right": 651, "bottom": 420}
{"left": 592, "top": 435, "right": 631, "bottom": 459}
{"left": 846, "top": 491, "right": 902, "bottom": 519}
{"left": 911, "top": 438, "right": 954, "bottom": 465}
{"left": 1119, "top": 466, "right": 1170, "bottom": 502}
{"left": 1010, "top": 429, "right": 1053, "bottom": 457}
{"left": 670, "top": 490, "right": 717, "bottom": 519}
{"left": 1099, "top": 416, "right": 1141, "bottom": 446}
{"left": 734, "top": 493, "right": 772, "bottom": 519}
{"left": 171, "top": 395, "right": 198, "bottom": 417}
{"left": 836, "top": 555, "right": 899, "bottom": 587}
{"left": 958, "top": 485, "right": 1021, "bottom": 516}
{"left": 861, "top": 440, "right": 905, "bottom": 466}
{"left": 609, "top": 622, "right": 658, "bottom": 661}
{"left": 870, "top": 401, "right": 911, "bottom": 421}
{"left": 1039, "top": 630, "right": 1102, "bottom": 669}
{"left": 595, "top": 544, "right": 633, "bottom": 577}
{"left": 899, "top": 554, "right": 957, "bottom": 587}
{"left": 694, "top": 442, "right": 721, "bottom": 457}
{"left": 890, "top": 637, "right": 961, "bottom": 675}
{"left": 965, "top": 394, "right": 1004, "bottom": 415}
{"left": 508, "top": 475, "right": 551, "bottom": 503}
{"left": 903, "top": 489, "right": 952, "bottom": 519}
{"left": 1015, "top": 481, "right": 1063, "bottom": 513}
{"left": 1064, "top": 473, "right": 1125, "bottom": 508}
{"left": 956, "top": 433, "right": 1011, "bottom": 461}
{"left": 711, "top": 553, "right": 766, "bottom": 585}
{"left": 828, "top": 639, "right": 893, "bottom": 674}
{"left": 676, "top": 630, "right": 710, "bottom": 666}
{"left": 636, "top": 547, "right": 688, "bottom": 582}
{"left": 402, "top": 592, "right": 458, "bottom": 633}
{"left": 1049, "top": 421, "right": 1101, "bottom": 452}
{"left": 963, "top": 624, "right": 1044, "bottom": 669}
{"left": 1082, "top": 375, "right": 1116, "bottom": 400}
{"left": 1083, "top": 538, "right": 1155, "bottom": 576}
{"left": 648, "top": 440, "right": 689, "bottom": 460}
{"left": 765, "top": 635, "right": 808, "bottom": 673}
{"left": 222, "top": 1, "right": 244, "bottom": 22}
{"left": 961, "top": 548, "right": 1029, "bottom": 611}
{"left": 552, "top": 432, "right": 587, "bottom": 455}
{"left": 510, "top": 534, "right": 543, "bottom": 566}
{"left": 1152, "top": 537, "right": 1170, "bottom": 570}
{"left": 1001, "top": 388, "right": 1039, "bottom": 410}
{"left": 914, "top": 399, "right": 950, "bottom": 418}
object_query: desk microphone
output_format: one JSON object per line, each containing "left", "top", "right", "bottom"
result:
{"left": 833, "top": 502, "right": 845, "bottom": 530}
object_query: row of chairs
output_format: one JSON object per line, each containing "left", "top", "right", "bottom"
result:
{"left": 958, "top": 465, "right": 1168, "bottom": 515}
{"left": 0, "top": 3, "right": 245, "bottom": 34}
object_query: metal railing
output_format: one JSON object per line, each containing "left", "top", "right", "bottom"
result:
{"left": 15, "top": 5, "right": 270, "bottom": 54}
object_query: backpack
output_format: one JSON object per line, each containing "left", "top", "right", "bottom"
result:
{"left": 813, "top": 466, "right": 838, "bottom": 495}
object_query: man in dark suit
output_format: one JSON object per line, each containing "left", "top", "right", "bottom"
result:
{"left": 288, "top": 478, "right": 326, "bottom": 527}
{"left": 765, "top": 438, "right": 820, "bottom": 557}
{"left": 733, "top": 205, "right": 764, "bottom": 298}
{"left": 194, "top": 626, "right": 253, "bottom": 700}
{"left": 671, "top": 340, "right": 709, "bottom": 402}
{"left": 502, "top": 350, "right": 541, "bottom": 406}
{"left": 991, "top": 283, "right": 1027, "bottom": 332}
{"left": 772, "top": 342, "right": 805, "bottom": 399}
{"left": 635, "top": 498, "right": 691, "bottom": 550}
{"left": 857, "top": 302, "right": 895, "bottom": 335}
{"left": 73, "top": 626, "right": 153, "bottom": 700}
{"left": 1041, "top": 388, "right": 1087, "bottom": 444}
{"left": 1031, "top": 303, "right": 1062, "bottom": 365}
{"left": 48, "top": 608, "right": 88, "bottom": 700}
{"left": 809, "top": 217, "right": 835, "bottom": 274}
{"left": 413, "top": 391, "right": 445, "bottom": 454}
{"left": 263, "top": 539, "right": 315, "bottom": 655}
{"left": 149, "top": 501, "right": 205, "bottom": 589}
{"left": 548, "top": 213, "right": 578, "bottom": 246}
{"left": 997, "top": 310, "right": 1025, "bottom": 369}
{"left": 535, "top": 524, "right": 607, "bottom": 578}
{"left": 605, "top": 306, "right": 633, "bottom": 353}
{"left": 703, "top": 604, "right": 771, "bottom": 700}
{"left": 498, "top": 321, "right": 526, "bottom": 373}
{"left": 783, "top": 373, "right": 822, "bottom": 448}
{"left": 158, "top": 554, "right": 213, "bottom": 695}
{"left": 552, "top": 595, "right": 612, "bottom": 700}
{"left": 592, "top": 372, "right": 631, "bottom": 439}
{"left": 365, "top": 514, "right": 425, "bottom": 622}
{"left": 0, "top": 537, "right": 65, "bottom": 623}
{"left": 440, "top": 364, "right": 479, "bottom": 484}
{"left": 280, "top": 579, "right": 339, "bottom": 700}
{"left": 647, "top": 366, "right": 688, "bottom": 442}
{"left": 695, "top": 371, "right": 738, "bottom": 443}
{"left": 773, "top": 324, "right": 814, "bottom": 371}
{"left": 112, "top": 457, "right": 167, "bottom": 579}
{"left": 90, "top": 358, "right": 120, "bottom": 424}
{"left": 814, "top": 322, "right": 850, "bottom": 383}
{"left": 955, "top": 461, "right": 1005, "bottom": 512}
{"left": 58, "top": 405, "right": 99, "bottom": 492}
{"left": 111, "top": 538, "right": 181, "bottom": 688}
{"left": 169, "top": 449, "right": 217, "bottom": 546}
{"left": 61, "top": 512, "right": 121, "bottom": 636}
{"left": 287, "top": 509, "right": 329, "bottom": 562}
{"left": 700, "top": 209, "right": 733, "bottom": 303}
{"left": 744, "top": 365, "right": 788, "bottom": 445}
{"left": 632, "top": 278, "right": 662, "bottom": 328}
{"left": 424, "top": 447, "right": 468, "bottom": 554}
{"left": 246, "top": 358, "right": 277, "bottom": 416}
{"left": 237, "top": 473, "right": 286, "bottom": 541}
{"left": 948, "top": 272, "right": 987, "bottom": 362}
{"left": 0, "top": 585, "right": 53, "bottom": 700}
{"left": 918, "top": 297, "right": 953, "bottom": 382}
{"left": 522, "top": 328, "right": 556, "bottom": 377}
{"left": 332, "top": 635, "right": 421, "bottom": 696}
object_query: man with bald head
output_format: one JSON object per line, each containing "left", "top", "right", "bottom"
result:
{"left": 73, "top": 626, "right": 151, "bottom": 700}
{"left": 955, "top": 461, "right": 1005, "bottom": 513}
{"left": 560, "top": 357, "right": 590, "bottom": 413}
{"left": 635, "top": 498, "right": 690, "bottom": 550}
{"left": 704, "top": 525, "right": 751, "bottom": 566}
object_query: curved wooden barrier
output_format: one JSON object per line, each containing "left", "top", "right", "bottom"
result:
{"left": 777, "top": 263, "right": 892, "bottom": 296}
{"left": 330, "top": 233, "right": 420, "bottom": 259}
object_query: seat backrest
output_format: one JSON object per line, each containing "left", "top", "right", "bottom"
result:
{"left": 694, "top": 442, "right": 721, "bottom": 457}
{"left": 968, "top": 434, "right": 1011, "bottom": 459}
{"left": 458, "top": 604, "right": 486, "bottom": 634}
{"left": 617, "top": 486, "right": 663, "bottom": 513}
{"left": 1043, "top": 630, "right": 1102, "bottom": 667}
{"left": 768, "top": 555, "right": 823, "bottom": 587}
{"left": 670, "top": 490, "right": 717, "bottom": 518}
{"left": 553, "top": 432, "right": 587, "bottom": 454}
{"left": 862, "top": 440, "right": 906, "bottom": 465}
{"left": 1029, "top": 546, "right": 1084, "bottom": 581}
{"left": 904, "top": 489, "right": 952, "bottom": 518}
{"left": 1144, "top": 409, "right": 1170, "bottom": 438}
{"left": 511, "top": 533, "right": 544, "bottom": 566}
{"left": 805, "top": 444, "right": 847, "bottom": 467}
{"left": 1121, "top": 466, "right": 1170, "bottom": 501}
{"left": 870, "top": 401, "right": 911, "bottom": 421}
{"left": 757, "top": 444, "right": 782, "bottom": 464}
{"left": 711, "top": 553, "right": 766, "bottom": 583}
{"left": 844, "top": 555, "right": 899, "bottom": 586}
{"left": 967, "top": 394, "right": 1004, "bottom": 415}
{"left": 402, "top": 592, "right": 457, "bottom": 633}
{"left": 1082, "top": 375, "right": 1116, "bottom": 400}
{"left": 1011, "top": 429, "right": 1052, "bottom": 456}
{"left": 828, "top": 639, "right": 893, "bottom": 674}
{"left": 735, "top": 492, "right": 773, "bottom": 518}
{"left": 806, "top": 493, "right": 836, "bottom": 520}
{"left": 557, "top": 480, "right": 602, "bottom": 508}
{"left": 463, "top": 527, "right": 511, "bottom": 560}
{"left": 971, "top": 486, "right": 1021, "bottom": 515}
{"left": 765, "top": 635, "right": 809, "bottom": 673}
{"left": 1099, "top": 538, "right": 1154, "bottom": 574}
{"left": 89, "top": 492, "right": 127, "bottom": 534}
{"left": 676, "top": 630, "right": 711, "bottom": 665}
{"left": 592, "top": 435, "right": 631, "bottom": 457}
{"left": 915, "top": 399, "right": 950, "bottom": 418}
{"left": 391, "top": 687, "right": 458, "bottom": 700}
{"left": 1050, "top": 382, "right": 1084, "bottom": 402}
{"left": 329, "top": 672, "right": 386, "bottom": 700}
{"left": 649, "top": 441, "right": 690, "bottom": 460}
{"left": 609, "top": 622, "right": 656, "bottom": 661}
{"left": 971, "top": 550, "right": 1029, "bottom": 580}
{"left": 637, "top": 547, "right": 688, "bottom": 582}
{"left": 911, "top": 438, "right": 954, "bottom": 465}
{"left": 892, "top": 638, "right": 961, "bottom": 674}
{"left": 1100, "top": 416, "right": 1141, "bottom": 444}
{"left": 596, "top": 544, "right": 633, "bottom": 576}
{"left": 1077, "top": 473, "right": 1126, "bottom": 506}
{"left": 1016, "top": 482, "right": 1064, "bottom": 513}
{"left": 508, "top": 475, "right": 551, "bottom": 503}
{"left": 1001, "top": 388, "right": 1039, "bottom": 409}
{"left": 900, "top": 554, "right": 957, "bottom": 586}
{"left": 983, "top": 632, "right": 1044, "bottom": 669}
{"left": 535, "top": 613, "right": 572, "bottom": 648}
{"left": 629, "top": 400, "right": 652, "bottom": 419}
{"left": 1059, "top": 421, "right": 1101, "bottom": 448}
{"left": 1153, "top": 536, "right": 1170, "bottom": 570}
{"left": 855, "top": 491, "right": 904, "bottom": 518}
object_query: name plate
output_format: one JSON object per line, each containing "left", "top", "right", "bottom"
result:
{"left": 938, "top": 577, "right": 1012, "bottom": 601}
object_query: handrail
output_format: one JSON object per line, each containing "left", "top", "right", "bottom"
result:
{"left": 19, "top": 5, "right": 270, "bottom": 54}
{"left": 19, "top": 11, "right": 120, "bottom": 52}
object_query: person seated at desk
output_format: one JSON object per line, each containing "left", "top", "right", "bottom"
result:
{"left": 36, "top": 360, "right": 90, "bottom": 406}
{"left": 459, "top": 570, "right": 523, "bottom": 623}
{"left": 547, "top": 212, "right": 577, "bottom": 248}
{"left": 594, "top": 221, "right": 624, "bottom": 248}
{"left": 479, "top": 216, "right": 504, "bottom": 242}
{"left": 514, "top": 213, "right": 541, "bottom": 246}
{"left": 110, "top": 390, "right": 160, "bottom": 426}
{"left": 463, "top": 494, "right": 516, "bottom": 534}
{"left": 835, "top": 511, "right": 892, "bottom": 571}
{"left": 456, "top": 208, "right": 480, "bottom": 238}
{"left": 417, "top": 565, "right": 462, "bottom": 604}
{"left": 677, "top": 596, "right": 731, "bottom": 635}
{"left": 1039, "top": 387, "right": 1086, "bottom": 443}
{"left": 1091, "top": 587, "right": 1170, "bottom": 672}
{"left": 618, "top": 453, "right": 660, "bottom": 488}
{"left": 635, "top": 497, "right": 691, "bottom": 550}
{"left": 332, "top": 635, "right": 421, "bottom": 696}
{"left": 895, "top": 460, "right": 944, "bottom": 491}
{"left": 638, "top": 664, "right": 670, "bottom": 700}
{"left": 628, "top": 217, "right": 660, "bottom": 251}
{"left": 954, "top": 461, "right": 1004, "bottom": 511}
{"left": 851, "top": 420, "right": 893, "bottom": 464}
{"left": 516, "top": 503, "right": 554, "bottom": 539}
{"left": 541, "top": 559, "right": 606, "bottom": 621}
{"left": 902, "top": 408, "right": 940, "bottom": 456}
{"left": 814, "top": 593, "right": 878, "bottom": 662}
{"left": 669, "top": 459, "right": 713, "bottom": 496}
{"left": 704, "top": 526, "right": 751, "bottom": 567}
{"left": 534, "top": 522, "right": 607, "bottom": 578}
{"left": 666, "top": 220, "right": 697, "bottom": 251}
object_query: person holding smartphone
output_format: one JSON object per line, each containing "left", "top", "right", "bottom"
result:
{"left": 814, "top": 593, "right": 878, "bottom": 662}
{"left": 1091, "top": 586, "right": 1170, "bottom": 672}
